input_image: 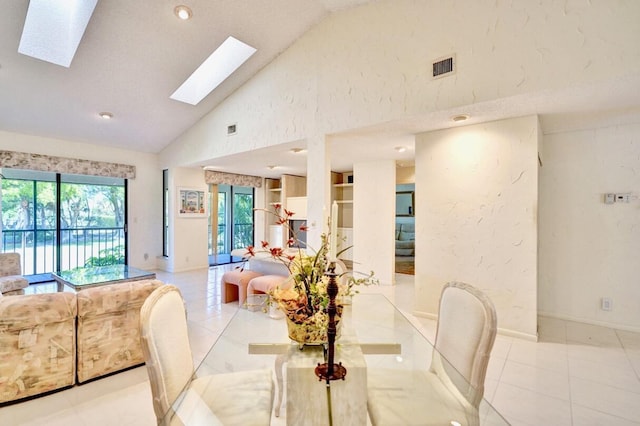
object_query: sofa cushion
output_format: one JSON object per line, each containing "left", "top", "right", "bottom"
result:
{"left": 400, "top": 223, "right": 415, "bottom": 233}
{"left": 398, "top": 231, "right": 415, "bottom": 241}
{"left": 395, "top": 240, "right": 415, "bottom": 250}
{"left": 0, "top": 276, "right": 29, "bottom": 294}
{"left": 0, "top": 253, "right": 22, "bottom": 277}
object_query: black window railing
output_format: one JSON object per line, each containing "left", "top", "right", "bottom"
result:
{"left": 2, "top": 227, "right": 125, "bottom": 275}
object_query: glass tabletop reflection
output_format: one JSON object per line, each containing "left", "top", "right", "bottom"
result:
{"left": 165, "top": 294, "right": 509, "bottom": 426}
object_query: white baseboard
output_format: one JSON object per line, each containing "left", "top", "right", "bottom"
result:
{"left": 538, "top": 311, "right": 640, "bottom": 334}
{"left": 413, "top": 310, "right": 538, "bottom": 341}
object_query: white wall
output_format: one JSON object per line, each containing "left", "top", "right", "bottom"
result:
{"left": 160, "top": 0, "right": 640, "bottom": 168}
{"left": 414, "top": 116, "right": 539, "bottom": 339}
{"left": 156, "top": 0, "right": 640, "bottom": 317}
{"left": 162, "top": 167, "right": 209, "bottom": 272}
{"left": 354, "top": 160, "right": 396, "bottom": 285}
{"left": 0, "top": 130, "right": 161, "bottom": 271}
{"left": 539, "top": 121, "right": 640, "bottom": 331}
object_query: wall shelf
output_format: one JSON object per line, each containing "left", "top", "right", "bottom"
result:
{"left": 331, "top": 172, "right": 353, "bottom": 231}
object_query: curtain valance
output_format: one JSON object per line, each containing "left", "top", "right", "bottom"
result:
{"left": 0, "top": 150, "right": 136, "bottom": 179}
{"left": 204, "top": 170, "right": 262, "bottom": 188}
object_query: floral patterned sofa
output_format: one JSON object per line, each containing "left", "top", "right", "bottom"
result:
{"left": 0, "top": 253, "right": 29, "bottom": 296}
{"left": 0, "top": 291, "right": 77, "bottom": 404}
{"left": 0, "top": 278, "right": 163, "bottom": 404}
{"left": 76, "top": 279, "right": 163, "bottom": 383}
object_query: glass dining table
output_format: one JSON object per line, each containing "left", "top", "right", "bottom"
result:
{"left": 163, "top": 294, "right": 510, "bottom": 425}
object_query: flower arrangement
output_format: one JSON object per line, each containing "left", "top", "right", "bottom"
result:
{"left": 244, "top": 204, "right": 377, "bottom": 344}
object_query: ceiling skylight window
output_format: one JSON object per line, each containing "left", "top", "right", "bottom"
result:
{"left": 170, "top": 36, "right": 257, "bottom": 105}
{"left": 18, "top": 0, "right": 98, "bottom": 67}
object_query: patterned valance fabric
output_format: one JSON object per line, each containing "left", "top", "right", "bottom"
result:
{"left": 204, "top": 170, "right": 262, "bottom": 188}
{"left": 0, "top": 150, "right": 136, "bottom": 179}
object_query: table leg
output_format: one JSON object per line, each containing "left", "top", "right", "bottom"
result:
{"left": 275, "top": 353, "right": 286, "bottom": 417}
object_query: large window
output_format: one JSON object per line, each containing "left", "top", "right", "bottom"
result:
{"left": 1, "top": 169, "right": 126, "bottom": 281}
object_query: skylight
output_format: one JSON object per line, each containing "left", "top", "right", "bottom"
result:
{"left": 18, "top": 0, "right": 98, "bottom": 67}
{"left": 170, "top": 36, "right": 257, "bottom": 106}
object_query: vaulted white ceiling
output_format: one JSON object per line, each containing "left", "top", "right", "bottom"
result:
{"left": 2, "top": 1, "right": 640, "bottom": 180}
{"left": 0, "top": 0, "right": 372, "bottom": 153}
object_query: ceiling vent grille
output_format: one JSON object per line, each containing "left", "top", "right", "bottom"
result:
{"left": 432, "top": 55, "right": 455, "bottom": 79}
{"left": 227, "top": 123, "right": 237, "bottom": 135}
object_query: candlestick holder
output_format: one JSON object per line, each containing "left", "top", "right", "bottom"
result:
{"left": 315, "top": 261, "right": 347, "bottom": 383}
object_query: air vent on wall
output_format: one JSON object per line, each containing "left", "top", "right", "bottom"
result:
{"left": 432, "top": 55, "right": 455, "bottom": 78}
{"left": 227, "top": 123, "right": 237, "bottom": 135}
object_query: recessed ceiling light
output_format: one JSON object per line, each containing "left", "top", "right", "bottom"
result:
{"left": 394, "top": 146, "right": 407, "bottom": 153}
{"left": 18, "top": 0, "right": 99, "bottom": 67}
{"left": 174, "top": 5, "right": 192, "bottom": 20}
{"left": 170, "top": 36, "right": 257, "bottom": 105}
{"left": 99, "top": 112, "right": 113, "bottom": 120}
{"left": 451, "top": 114, "right": 469, "bottom": 122}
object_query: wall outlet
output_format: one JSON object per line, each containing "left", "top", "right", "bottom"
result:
{"left": 615, "top": 193, "right": 631, "bottom": 203}
{"left": 601, "top": 297, "right": 612, "bottom": 311}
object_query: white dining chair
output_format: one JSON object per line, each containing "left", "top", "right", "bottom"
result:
{"left": 367, "top": 281, "right": 497, "bottom": 426}
{"left": 140, "top": 284, "right": 274, "bottom": 425}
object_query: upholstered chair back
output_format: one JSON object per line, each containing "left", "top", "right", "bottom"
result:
{"left": 0, "top": 253, "right": 22, "bottom": 277}
{"left": 431, "top": 281, "right": 497, "bottom": 407}
{"left": 140, "top": 285, "right": 194, "bottom": 420}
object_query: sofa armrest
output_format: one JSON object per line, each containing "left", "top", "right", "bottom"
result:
{"left": 0, "top": 275, "right": 29, "bottom": 294}
{"left": 77, "top": 279, "right": 163, "bottom": 317}
{"left": 0, "top": 292, "right": 77, "bottom": 403}
{"left": 76, "top": 279, "right": 163, "bottom": 383}
{"left": 0, "top": 292, "right": 77, "bottom": 330}
{"left": 0, "top": 253, "right": 22, "bottom": 277}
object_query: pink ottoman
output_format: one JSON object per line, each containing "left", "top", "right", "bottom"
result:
{"left": 247, "top": 275, "right": 288, "bottom": 296}
{"left": 221, "top": 269, "right": 262, "bottom": 307}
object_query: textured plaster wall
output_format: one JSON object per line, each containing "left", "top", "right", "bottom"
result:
{"left": 160, "top": 0, "right": 640, "bottom": 167}
{"left": 0, "top": 130, "right": 161, "bottom": 271}
{"left": 415, "top": 116, "right": 539, "bottom": 338}
{"left": 354, "top": 160, "right": 396, "bottom": 285}
{"left": 539, "top": 122, "right": 640, "bottom": 331}
{"left": 156, "top": 0, "right": 640, "bottom": 327}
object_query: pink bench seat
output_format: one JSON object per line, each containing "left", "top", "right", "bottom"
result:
{"left": 221, "top": 269, "right": 263, "bottom": 307}
{"left": 247, "top": 275, "right": 288, "bottom": 296}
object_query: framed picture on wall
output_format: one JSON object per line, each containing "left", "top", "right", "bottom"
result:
{"left": 396, "top": 191, "right": 414, "bottom": 217}
{"left": 177, "top": 188, "right": 207, "bottom": 217}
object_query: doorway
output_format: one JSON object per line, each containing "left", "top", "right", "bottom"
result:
{"left": 209, "top": 184, "right": 254, "bottom": 265}
{"left": 395, "top": 183, "right": 415, "bottom": 275}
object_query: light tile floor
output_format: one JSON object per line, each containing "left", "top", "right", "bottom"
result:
{"left": 1, "top": 266, "right": 639, "bottom": 425}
